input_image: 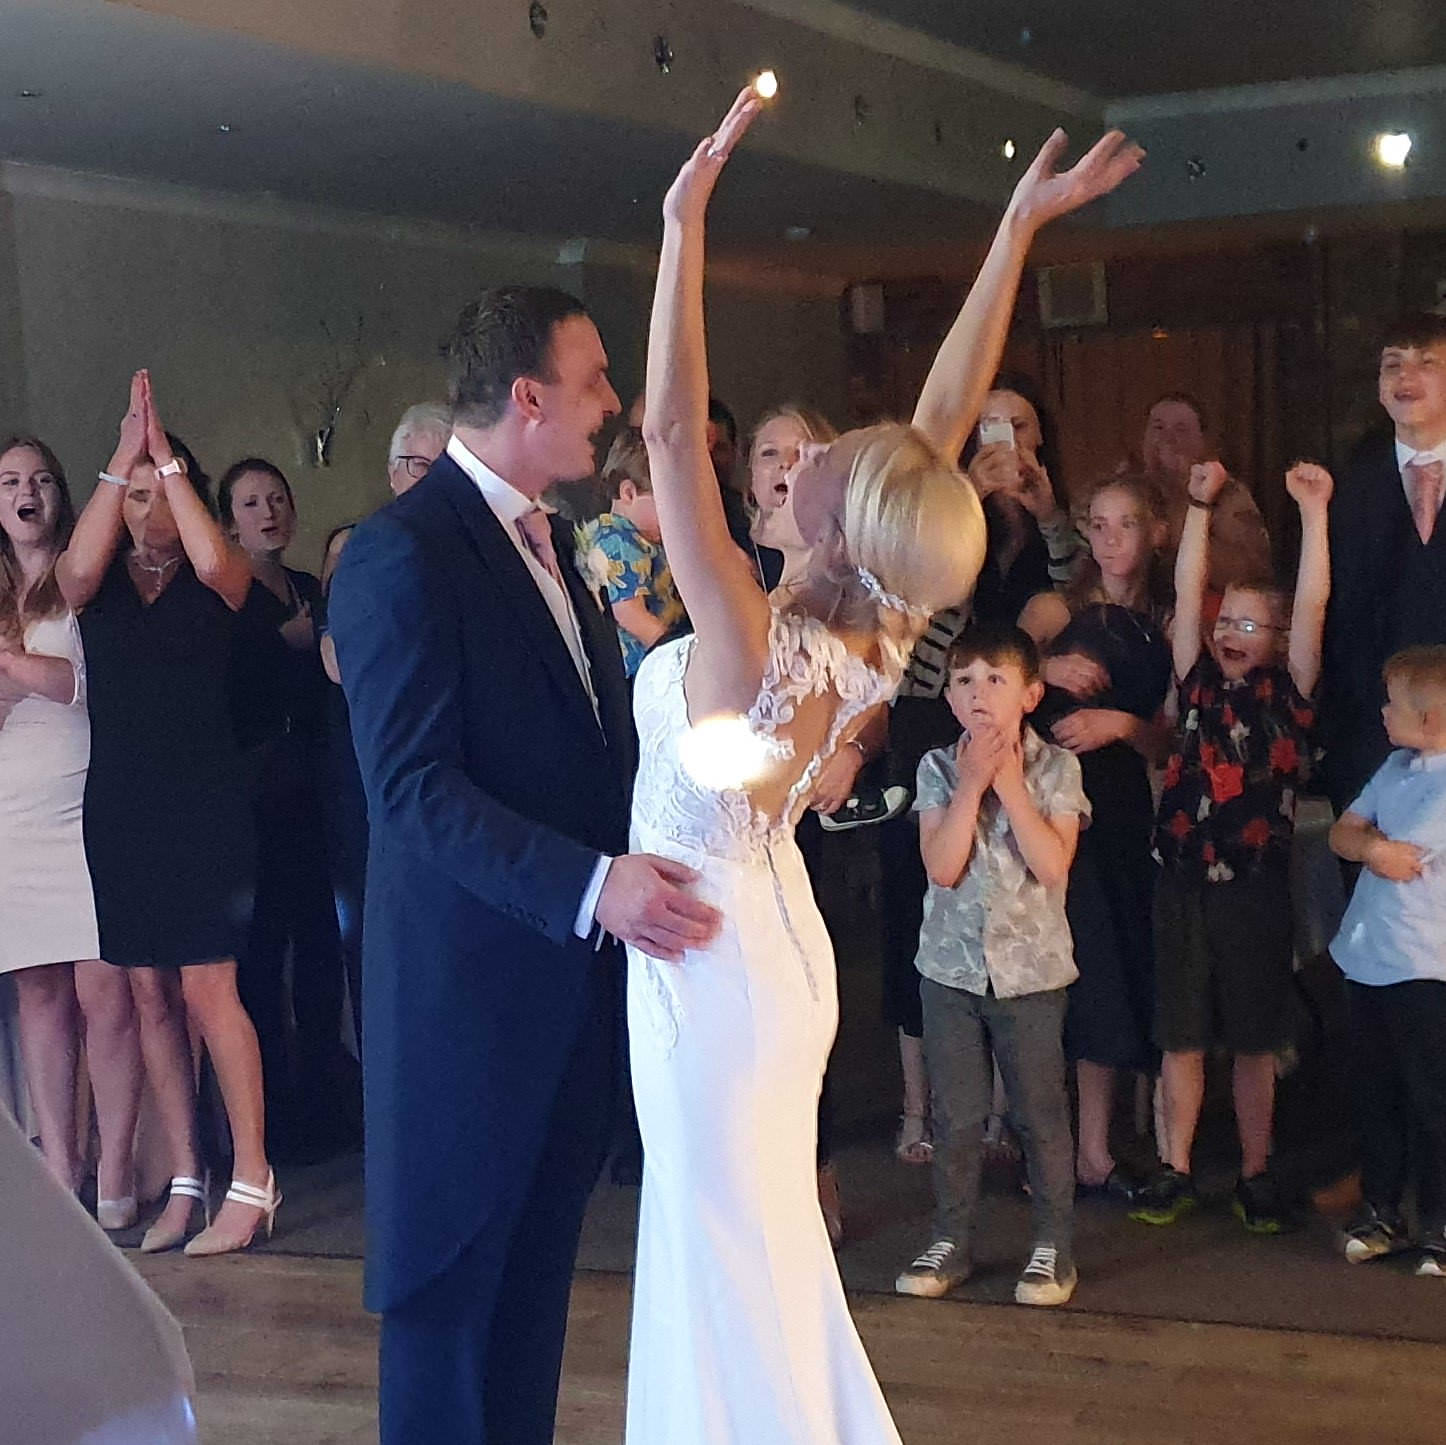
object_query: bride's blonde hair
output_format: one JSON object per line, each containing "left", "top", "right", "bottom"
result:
{"left": 792, "top": 423, "right": 986, "bottom": 637}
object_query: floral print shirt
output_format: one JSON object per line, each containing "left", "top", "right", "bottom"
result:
{"left": 1154, "top": 655, "right": 1317, "bottom": 883}
{"left": 913, "top": 727, "right": 1090, "bottom": 998}
{"left": 574, "top": 512, "right": 686, "bottom": 678}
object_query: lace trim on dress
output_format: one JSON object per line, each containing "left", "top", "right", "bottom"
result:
{"left": 628, "top": 609, "right": 907, "bottom": 1052}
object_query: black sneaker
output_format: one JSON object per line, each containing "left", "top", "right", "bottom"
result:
{"left": 818, "top": 786, "right": 912, "bottom": 832}
{"left": 1014, "top": 1244, "right": 1078, "bottom": 1307}
{"left": 1128, "top": 1167, "right": 1198, "bottom": 1226}
{"left": 894, "top": 1238, "right": 970, "bottom": 1298}
{"left": 1414, "top": 1225, "right": 1446, "bottom": 1278}
{"left": 1341, "top": 1203, "right": 1408, "bottom": 1264}
{"left": 1233, "top": 1172, "right": 1296, "bottom": 1235}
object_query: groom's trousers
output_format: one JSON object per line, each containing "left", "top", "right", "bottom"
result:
{"left": 378, "top": 960, "right": 619, "bottom": 1444}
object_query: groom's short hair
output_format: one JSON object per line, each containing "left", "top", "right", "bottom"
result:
{"left": 444, "top": 286, "right": 589, "bottom": 428}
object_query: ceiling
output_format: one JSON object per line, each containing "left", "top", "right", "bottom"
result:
{"left": 0, "top": 0, "right": 992, "bottom": 260}
{"left": 0, "top": 0, "right": 1441, "bottom": 280}
{"left": 851, "top": 0, "right": 1446, "bottom": 97}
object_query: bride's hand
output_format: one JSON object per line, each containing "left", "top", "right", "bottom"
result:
{"left": 662, "top": 86, "right": 764, "bottom": 228}
{"left": 1007, "top": 128, "right": 1144, "bottom": 235}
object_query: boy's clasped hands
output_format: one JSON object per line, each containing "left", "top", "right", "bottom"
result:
{"left": 956, "top": 722, "right": 1027, "bottom": 804}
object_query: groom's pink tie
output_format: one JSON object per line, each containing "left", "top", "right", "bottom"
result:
{"left": 1405, "top": 457, "right": 1444, "bottom": 544}
{"left": 517, "top": 506, "right": 566, "bottom": 588}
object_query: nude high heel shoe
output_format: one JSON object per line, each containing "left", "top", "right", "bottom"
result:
{"left": 184, "top": 1171, "right": 281, "bottom": 1257}
{"left": 96, "top": 1195, "right": 139, "bottom": 1231}
{"left": 140, "top": 1175, "right": 210, "bottom": 1254}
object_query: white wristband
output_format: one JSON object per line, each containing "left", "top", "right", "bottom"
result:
{"left": 97, "top": 471, "right": 129, "bottom": 487}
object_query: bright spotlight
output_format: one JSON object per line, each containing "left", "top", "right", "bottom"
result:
{"left": 677, "top": 714, "right": 777, "bottom": 791}
{"left": 754, "top": 69, "right": 779, "bottom": 100}
{"left": 1374, "top": 132, "right": 1413, "bottom": 169}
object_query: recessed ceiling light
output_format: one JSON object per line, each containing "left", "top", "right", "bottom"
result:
{"left": 753, "top": 69, "right": 778, "bottom": 100}
{"left": 1373, "top": 131, "right": 1412, "bottom": 169}
{"left": 1002, "top": 139, "right": 1016, "bottom": 160}
{"left": 783, "top": 225, "right": 811, "bottom": 242}
{"left": 217, "top": 123, "right": 234, "bottom": 134}
{"left": 18, "top": 89, "right": 42, "bottom": 99}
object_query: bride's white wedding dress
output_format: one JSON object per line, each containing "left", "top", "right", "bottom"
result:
{"left": 625, "top": 608, "right": 907, "bottom": 1445}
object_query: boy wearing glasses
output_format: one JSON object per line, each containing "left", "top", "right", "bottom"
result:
{"left": 1131, "top": 459, "right": 1332, "bottom": 1233}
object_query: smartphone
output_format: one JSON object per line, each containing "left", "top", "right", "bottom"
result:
{"left": 978, "top": 416, "right": 1015, "bottom": 450}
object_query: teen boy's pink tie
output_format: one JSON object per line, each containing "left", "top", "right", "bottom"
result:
{"left": 1405, "top": 457, "right": 1444, "bottom": 545}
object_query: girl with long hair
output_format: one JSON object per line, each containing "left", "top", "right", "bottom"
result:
{"left": 1020, "top": 474, "right": 1174, "bottom": 1192}
{"left": 0, "top": 437, "right": 141, "bottom": 1214}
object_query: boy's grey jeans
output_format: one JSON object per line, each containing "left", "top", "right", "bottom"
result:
{"left": 921, "top": 977, "right": 1075, "bottom": 1265}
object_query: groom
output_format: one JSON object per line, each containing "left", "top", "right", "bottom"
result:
{"left": 329, "top": 286, "right": 720, "bottom": 1444}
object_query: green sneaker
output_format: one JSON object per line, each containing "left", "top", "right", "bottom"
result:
{"left": 1128, "top": 1167, "right": 1198, "bottom": 1226}
{"left": 1233, "top": 1172, "right": 1297, "bottom": 1235}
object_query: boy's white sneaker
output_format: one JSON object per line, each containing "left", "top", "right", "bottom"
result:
{"left": 1416, "top": 1228, "right": 1446, "bottom": 1277}
{"left": 895, "top": 1238, "right": 969, "bottom": 1298}
{"left": 1014, "top": 1244, "right": 1077, "bottom": 1307}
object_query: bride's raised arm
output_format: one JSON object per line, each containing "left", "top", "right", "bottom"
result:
{"left": 642, "top": 88, "right": 773, "bottom": 698}
{"left": 912, "top": 129, "right": 1144, "bottom": 462}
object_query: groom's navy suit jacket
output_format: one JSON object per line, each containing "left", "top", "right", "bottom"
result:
{"left": 329, "top": 453, "right": 634, "bottom": 1312}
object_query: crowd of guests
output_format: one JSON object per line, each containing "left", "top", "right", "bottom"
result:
{"left": 2, "top": 306, "right": 1443, "bottom": 1301}
{"left": 0, "top": 378, "right": 451, "bottom": 1255}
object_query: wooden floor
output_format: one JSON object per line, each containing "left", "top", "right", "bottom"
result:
{"left": 133, "top": 1252, "right": 1446, "bottom": 1444}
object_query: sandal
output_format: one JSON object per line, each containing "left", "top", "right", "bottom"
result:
{"left": 895, "top": 1111, "right": 934, "bottom": 1165}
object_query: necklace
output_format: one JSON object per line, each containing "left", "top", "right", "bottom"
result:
{"left": 130, "top": 552, "right": 182, "bottom": 578}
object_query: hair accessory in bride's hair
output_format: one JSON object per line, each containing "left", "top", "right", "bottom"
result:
{"left": 856, "top": 567, "right": 933, "bottom": 621}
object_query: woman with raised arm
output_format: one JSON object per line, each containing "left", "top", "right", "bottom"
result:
{"left": 58, "top": 371, "right": 282, "bottom": 1256}
{"left": 627, "top": 88, "right": 1142, "bottom": 1441}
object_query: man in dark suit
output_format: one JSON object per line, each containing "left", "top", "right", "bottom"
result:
{"left": 329, "top": 286, "right": 720, "bottom": 1444}
{"left": 1323, "top": 312, "right": 1446, "bottom": 814}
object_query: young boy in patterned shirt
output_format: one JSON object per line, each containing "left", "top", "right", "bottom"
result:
{"left": 1132, "top": 460, "right": 1332, "bottom": 1233}
{"left": 575, "top": 429, "right": 685, "bottom": 677}
{"left": 895, "top": 622, "right": 1090, "bottom": 1307}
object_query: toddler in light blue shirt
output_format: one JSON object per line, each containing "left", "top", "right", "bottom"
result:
{"left": 1329, "top": 646, "right": 1446, "bottom": 1277}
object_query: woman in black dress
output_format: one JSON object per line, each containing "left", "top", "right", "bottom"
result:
{"left": 221, "top": 458, "right": 352, "bottom": 1159}
{"left": 1020, "top": 474, "right": 1173, "bottom": 1190}
{"left": 59, "top": 371, "right": 280, "bottom": 1254}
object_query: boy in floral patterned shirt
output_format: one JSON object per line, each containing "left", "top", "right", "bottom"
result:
{"left": 575, "top": 429, "right": 685, "bottom": 677}
{"left": 1132, "top": 459, "right": 1331, "bottom": 1233}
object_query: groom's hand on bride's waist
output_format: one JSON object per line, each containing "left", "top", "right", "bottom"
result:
{"left": 595, "top": 855, "right": 722, "bottom": 962}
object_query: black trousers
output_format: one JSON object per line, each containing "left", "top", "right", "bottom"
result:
{"left": 240, "top": 762, "right": 346, "bottom": 1137}
{"left": 378, "top": 963, "right": 619, "bottom": 1444}
{"left": 1348, "top": 977, "right": 1446, "bottom": 1231}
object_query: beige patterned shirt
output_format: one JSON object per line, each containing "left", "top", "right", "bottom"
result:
{"left": 913, "top": 727, "right": 1089, "bottom": 998}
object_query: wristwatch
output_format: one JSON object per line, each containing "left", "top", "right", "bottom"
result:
{"left": 154, "top": 457, "right": 187, "bottom": 479}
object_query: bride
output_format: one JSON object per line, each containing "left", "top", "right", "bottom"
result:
{"left": 627, "top": 88, "right": 1142, "bottom": 1443}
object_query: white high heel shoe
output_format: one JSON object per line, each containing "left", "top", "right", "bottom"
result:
{"left": 140, "top": 1175, "right": 210, "bottom": 1254}
{"left": 184, "top": 1171, "right": 281, "bottom": 1257}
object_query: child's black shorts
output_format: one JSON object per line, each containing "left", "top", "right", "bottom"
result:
{"left": 1153, "top": 861, "right": 1294, "bottom": 1054}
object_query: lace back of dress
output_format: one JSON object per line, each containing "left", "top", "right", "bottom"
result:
{"left": 746, "top": 610, "right": 905, "bottom": 832}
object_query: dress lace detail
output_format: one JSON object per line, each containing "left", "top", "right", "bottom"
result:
{"left": 629, "top": 609, "right": 906, "bottom": 1049}
{"left": 632, "top": 608, "right": 905, "bottom": 864}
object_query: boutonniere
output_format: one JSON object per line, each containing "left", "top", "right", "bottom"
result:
{"left": 572, "top": 526, "right": 609, "bottom": 613}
